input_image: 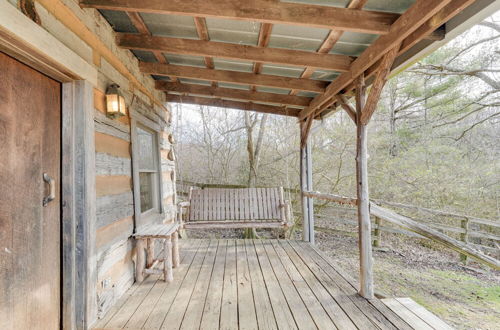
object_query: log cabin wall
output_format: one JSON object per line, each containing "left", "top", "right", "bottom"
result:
{"left": 4, "top": 0, "right": 176, "bottom": 324}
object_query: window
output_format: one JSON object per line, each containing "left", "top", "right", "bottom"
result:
{"left": 137, "top": 125, "right": 159, "bottom": 213}
{"left": 131, "top": 116, "right": 163, "bottom": 224}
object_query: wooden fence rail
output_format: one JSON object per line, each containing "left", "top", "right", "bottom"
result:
{"left": 303, "top": 191, "right": 500, "bottom": 270}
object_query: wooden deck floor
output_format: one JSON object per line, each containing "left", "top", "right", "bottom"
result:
{"left": 93, "top": 239, "right": 452, "bottom": 330}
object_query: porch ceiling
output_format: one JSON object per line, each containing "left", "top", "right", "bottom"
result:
{"left": 80, "top": 0, "right": 492, "bottom": 118}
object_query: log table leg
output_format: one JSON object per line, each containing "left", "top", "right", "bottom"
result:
{"left": 172, "top": 231, "right": 180, "bottom": 268}
{"left": 164, "top": 236, "right": 173, "bottom": 282}
{"left": 136, "top": 238, "right": 146, "bottom": 283}
{"left": 146, "top": 238, "right": 154, "bottom": 268}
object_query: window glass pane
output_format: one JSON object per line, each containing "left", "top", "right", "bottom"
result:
{"left": 140, "top": 172, "right": 154, "bottom": 212}
{"left": 137, "top": 126, "right": 156, "bottom": 171}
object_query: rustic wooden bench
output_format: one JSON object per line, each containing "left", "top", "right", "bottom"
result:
{"left": 178, "top": 187, "right": 291, "bottom": 229}
{"left": 133, "top": 223, "right": 180, "bottom": 283}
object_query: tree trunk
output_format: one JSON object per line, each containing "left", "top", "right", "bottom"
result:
{"left": 243, "top": 113, "right": 268, "bottom": 238}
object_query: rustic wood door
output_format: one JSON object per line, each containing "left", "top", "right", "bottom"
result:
{"left": 0, "top": 52, "right": 61, "bottom": 329}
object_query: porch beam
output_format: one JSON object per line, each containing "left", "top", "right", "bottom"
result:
{"left": 166, "top": 94, "right": 300, "bottom": 117}
{"left": 156, "top": 81, "right": 311, "bottom": 107}
{"left": 299, "top": 0, "right": 456, "bottom": 120}
{"left": 355, "top": 74, "right": 373, "bottom": 299}
{"left": 300, "top": 121, "right": 314, "bottom": 243}
{"left": 140, "top": 62, "right": 326, "bottom": 93}
{"left": 117, "top": 33, "right": 353, "bottom": 72}
{"left": 80, "top": 0, "right": 399, "bottom": 35}
{"left": 353, "top": 47, "right": 399, "bottom": 299}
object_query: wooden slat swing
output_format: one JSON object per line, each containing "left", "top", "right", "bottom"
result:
{"left": 177, "top": 187, "right": 292, "bottom": 229}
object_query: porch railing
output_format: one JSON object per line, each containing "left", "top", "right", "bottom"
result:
{"left": 176, "top": 180, "right": 500, "bottom": 268}
{"left": 303, "top": 191, "right": 500, "bottom": 270}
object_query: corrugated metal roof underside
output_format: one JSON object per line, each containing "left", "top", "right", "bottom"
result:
{"left": 98, "top": 0, "right": 417, "bottom": 111}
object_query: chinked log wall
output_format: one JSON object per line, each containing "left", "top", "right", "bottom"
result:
{"left": 94, "top": 89, "right": 176, "bottom": 317}
{"left": 7, "top": 0, "right": 177, "bottom": 322}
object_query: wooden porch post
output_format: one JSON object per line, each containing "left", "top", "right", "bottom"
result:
{"left": 355, "top": 74, "right": 374, "bottom": 299}
{"left": 300, "top": 122, "right": 314, "bottom": 243}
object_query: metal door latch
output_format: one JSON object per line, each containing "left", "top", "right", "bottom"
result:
{"left": 43, "top": 173, "right": 55, "bottom": 206}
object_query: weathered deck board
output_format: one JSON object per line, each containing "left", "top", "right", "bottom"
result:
{"left": 93, "top": 239, "right": 453, "bottom": 330}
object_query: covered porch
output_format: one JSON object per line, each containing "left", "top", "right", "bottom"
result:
{"left": 93, "top": 239, "right": 450, "bottom": 329}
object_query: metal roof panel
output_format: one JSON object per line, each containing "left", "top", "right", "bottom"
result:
{"left": 213, "top": 58, "right": 254, "bottom": 72}
{"left": 164, "top": 54, "right": 206, "bottom": 67}
{"left": 268, "top": 24, "right": 329, "bottom": 52}
{"left": 141, "top": 13, "right": 199, "bottom": 39}
{"left": 205, "top": 17, "right": 260, "bottom": 45}
{"left": 261, "top": 64, "right": 304, "bottom": 78}
{"left": 98, "top": 10, "right": 136, "bottom": 33}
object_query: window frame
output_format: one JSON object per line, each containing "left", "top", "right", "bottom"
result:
{"left": 130, "top": 110, "right": 164, "bottom": 229}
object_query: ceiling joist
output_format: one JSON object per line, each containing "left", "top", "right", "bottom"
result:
{"left": 81, "top": 0, "right": 473, "bottom": 119}
{"left": 80, "top": 0, "right": 399, "bottom": 35}
{"left": 117, "top": 33, "right": 353, "bottom": 72}
{"left": 140, "top": 62, "right": 326, "bottom": 93}
{"left": 167, "top": 94, "right": 300, "bottom": 117}
{"left": 156, "top": 81, "right": 311, "bottom": 107}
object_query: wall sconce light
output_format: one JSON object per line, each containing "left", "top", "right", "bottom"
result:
{"left": 106, "top": 83, "right": 126, "bottom": 119}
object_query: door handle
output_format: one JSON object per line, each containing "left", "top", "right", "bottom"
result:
{"left": 43, "top": 173, "right": 55, "bottom": 206}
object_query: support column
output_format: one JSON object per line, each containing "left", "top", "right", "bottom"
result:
{"left": 300, "top": 131, "right": 314, "bottom": 243}
{"left": 355, "top": 75, "right": 374, "bottom": 299}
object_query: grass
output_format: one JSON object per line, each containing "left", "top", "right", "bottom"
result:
{"left": 374, "top": 257, "right": 500, "bottom": 329}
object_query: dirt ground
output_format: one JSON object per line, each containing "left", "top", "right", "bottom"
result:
{"left": 186, "top": 225, "right": 500, "bottom": 330}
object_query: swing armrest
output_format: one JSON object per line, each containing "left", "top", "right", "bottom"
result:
{"left": 177, "top": 201, "right": 190, "bottom": 226}
{"left": 280, "top": 200, "right": 292, "bottom": 226}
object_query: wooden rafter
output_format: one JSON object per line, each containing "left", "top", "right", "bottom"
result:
{"left": 253, "top": 23, "right": 273, "bottom": 76}
{"left": 156, "top": 81, "right": 311, "bottom": 107}
{"left": 290, "top": 0, "right": 368, "bottom": 97}
{"left": 80, "top": 0, "right": 399, "bottom": 35}
{"left": 125, "top": 12, "right": 177, "bottom": 82}
{"left": 140, "top": 62, "right": 326, "bottom": 93}
{"left": 193, "top": 16, "right": 216, "bottom": 88}
{"left": 298, "top": 0, "right": 456, "bottom": 121}
{"left": 117, "top": 33, "right": 352, "bottom": 72}
{"left": 166, "top": 95, "right": 299, "bottom": 117}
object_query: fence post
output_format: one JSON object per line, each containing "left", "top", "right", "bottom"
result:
{"left": 373, "top": 216, "right": 382, "bottom": 248}
{"left": 460, "top": 217, "right": 470, "bottom": 264}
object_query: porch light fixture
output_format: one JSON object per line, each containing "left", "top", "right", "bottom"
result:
{"left": 105, "top": 83, "right": 126, "bottom": 119}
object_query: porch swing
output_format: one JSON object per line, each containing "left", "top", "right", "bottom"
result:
{"left": 175, "top": 96, "right": 292, "bottom": 231}
{"left": 178, "top": 186, "right": 292, "bottom": 229}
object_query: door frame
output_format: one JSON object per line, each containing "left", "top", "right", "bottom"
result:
{"left": 0, "top": 3, "right": 98, "bottom": 329}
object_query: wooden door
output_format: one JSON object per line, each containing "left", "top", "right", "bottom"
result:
{"left": 0, "top": 52, "right": 61, "bottom": 329}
